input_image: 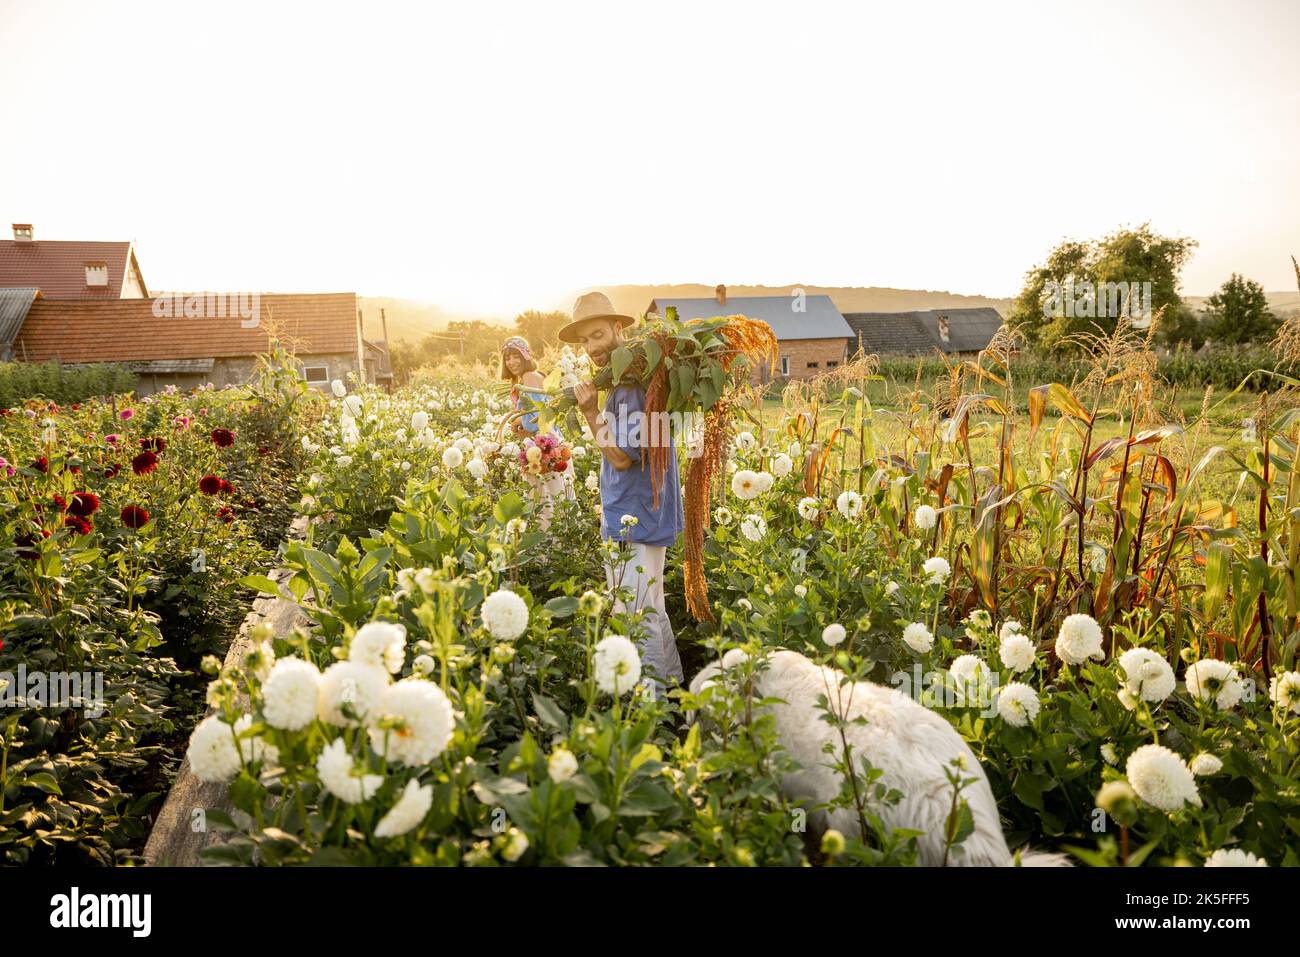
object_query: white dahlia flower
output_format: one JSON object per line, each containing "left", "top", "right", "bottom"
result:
{"left": 1205, "top": 848, "right": 1267, "bottom": 867}
{"left": 902, "top": 622, "right": 934, "bottom": 654}
{"left": 594, "top": 634, "right": 642, "bottom": 696}
{"left": 740, "top": 514, "right": 767, "bottom": 542}
{"left": 317, "top": 660, "right": 390, "bottom": 727}
{"left": 922, "top": 556, "right": 951, "bottom": 586}
{"left": 836, "top": 490, "right": 863, "bottom": 519}
{"left": 1184, "top": 659, "right": 1244, "bottom": 710}
{"left": 1270, "top": 670, "right": 1300, "bottom": 715}
{"left": 999, "top": 632, "right": 1036, "bottom": 673}
{"left": 822, "top": 623, "right": 847, "bottom": 647}
{"left": 441, "top": 446, "right": 464, "bottom": 468}
{"left": 1055, "top": 613, "right": 1105, "bottom": 666}
{"left": 481, "top": 588, "right": 529, "bottom": 641}
{"left": 316, "top": 737, "right": 384, "bottom": 804}
{"left": 1189, "top": 752, "right": 1223, "bottom": 776}
{"left": 1117, "top": 647, "right": 1176, "bottom": 705}
{"left": 374, "top": 778, "right": 433, "bottom": 838}
{"left": 1125, "top": 743, "right": 1200, "bottom": 811}
{"left": 261, "top": 656, "right": 321, "bottom": 731}
{"left": 797, "top": 496, "right": 820, "bottom": 520}
{"left": 548, "top": 748, "right": 579, "bottom": 784}
{"left": 187, "top": 714, "right": 242, "bottom": 783}
{"left": 771, "top": 453, "right": 793, "bottom": 479}
{"left": 731, "top": 469, "right": 762, "bottom": 500}
{"left": 996, "top": 682, "right": 1040, "bottom": 727}
{"left": 368, "top": 679, "right": 455, "bottom": 766}
{"left": 914, "top": 504, "right": 937, "bottom": 530}
{"left": 350, "top": 620, "right": 408, "bottom": 674}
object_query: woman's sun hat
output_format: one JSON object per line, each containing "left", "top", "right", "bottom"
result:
{"left": 557, "top": 292, "right": 637, "bottom": 344}
{"left": 501, "top": 335, "right": 533, "bottom": 360}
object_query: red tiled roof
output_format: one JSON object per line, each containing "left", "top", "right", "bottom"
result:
{"left": 0, "top": 240, "right": 139, "bottom": 298}
{"left": 13, "top": 293, "right": 360, "bottom": 363}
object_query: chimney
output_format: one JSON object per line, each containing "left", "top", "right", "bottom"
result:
{"left": 715, "top": 284, "right": 727, "bottom": 306}
{"left": 12, "top": 223, "right": 33, "bottom": 242}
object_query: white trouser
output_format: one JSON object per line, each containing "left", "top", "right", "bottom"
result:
{"left": 603, "top": 541, "right": 683, "bottom": 698}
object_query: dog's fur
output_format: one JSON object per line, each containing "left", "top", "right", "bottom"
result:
{"left": 690, "top": 649, "right": 1069, "bottom": 866}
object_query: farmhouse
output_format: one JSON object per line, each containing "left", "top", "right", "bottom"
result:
{"left": 0, "top": 223, "right": 388, "bottom": 394}
{"left": 844, "top": 307, "right": 1004, "bottom": 357}
{"left": 648, "top": 286, "right": 853, "bottom": 382}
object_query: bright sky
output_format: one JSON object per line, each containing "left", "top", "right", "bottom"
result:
{"left": 2, "top": 0, "right": 1297, "bottom": 316}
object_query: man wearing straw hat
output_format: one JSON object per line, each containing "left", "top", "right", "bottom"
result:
{"left": 560, "top": 291, "right": 684, "bottom": 701}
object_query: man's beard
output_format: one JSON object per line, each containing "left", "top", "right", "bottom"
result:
{"left": 587, "top": 349, "right": 611, "bottom": 367}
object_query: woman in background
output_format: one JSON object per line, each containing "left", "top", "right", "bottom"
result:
{"left": 500, "top": 336, "right": 574, "bottom": 528}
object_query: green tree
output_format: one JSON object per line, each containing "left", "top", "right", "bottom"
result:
{"left": 512, "top": 310, "right": 571, "bottom": 357}
{"left": 1009, "top": 224, "right": 1197, "bottom": 351}
{"left": 1203, "top": 273, "right": 1277, "bottom": 345}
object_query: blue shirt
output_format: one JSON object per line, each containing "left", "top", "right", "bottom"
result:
{"left": 599, "top": 384, "right": 684, "bottom": 547}
{"left": 514, "top": 385, "right": 561, "bottom": 440}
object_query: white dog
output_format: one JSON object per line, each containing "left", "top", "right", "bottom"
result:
{"left": 690, "top": 649, "right": 1069, "bottom": 867}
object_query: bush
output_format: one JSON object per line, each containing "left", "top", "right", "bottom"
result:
{"left": 0, "top": 361, "right": 137, "bottom": 408}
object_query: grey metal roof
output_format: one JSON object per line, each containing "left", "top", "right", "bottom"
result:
{"left": 0, "top": 287, "right": 39, "bottom": 360}
{"left": 649, "top": 294, "right": 853, "bottom": 341}
{"left": 845, "top": 307, "right": 1004, "bottom": 355}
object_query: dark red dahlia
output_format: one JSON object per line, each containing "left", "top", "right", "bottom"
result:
{"left": 199, "top": 475, "right": 223, "bottom": 495}
{"left": 210, "top": 428, "right": 235, "bottom": 448}
{"left": 120, "top": 505, "right": 151, "bottom": 529}
{"left": 63, "top": 515, "right": 93, "bottom": 535}
{"left": 139, "top": 436, "right": 167, "bottom": 453}
{"left": 30, "top": 456, "right": 48, "bottom": 473}
{"left": 219, "top": 479, "right": 234, "bottom": 495}
{"left": 131, "top": 450, "right": 159, "bottom": 475}
{"left": 553, "top": 459, "right": 568, "bottom": 473}
{"left": 51, "top": 493, "right": 69, "bottom": 511}
{"left": 15, "top": 529, "right": 50, "bottom": 559}
{"left": 217, "top": 506, "right": 235, "bottom": 524}
{"left": 66, "top": 491, "right": 100, "bottom": 516}
{"left": 104, "top": 463, "right": 122, "bottom": 479}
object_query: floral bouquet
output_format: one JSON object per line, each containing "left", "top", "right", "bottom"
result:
{"left": 517, "top": 432, "right": 571, "bottom": 477}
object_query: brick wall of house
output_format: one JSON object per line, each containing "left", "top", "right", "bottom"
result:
{"left": 751, "top": 338, "right": 849, "bottom": 384}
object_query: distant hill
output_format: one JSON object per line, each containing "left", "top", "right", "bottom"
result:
{"left": 356, "top": 297, "right": 495, "bottom": 344}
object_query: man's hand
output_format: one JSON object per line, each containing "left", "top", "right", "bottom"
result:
{"left": 574, "top": 382, "right": 599, "bottom": 416}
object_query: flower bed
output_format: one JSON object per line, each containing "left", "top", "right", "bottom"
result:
{"left": 179, "top": 344, "right": 1300, "bottom": 867}
{"left": 0, "top": 352, "right": 314, "bottom": 864}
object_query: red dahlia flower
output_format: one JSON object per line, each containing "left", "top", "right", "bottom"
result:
{"left": 139, "top": 436, "right": 168, "bottom": 453}
{"left": 219, "top": 479, "right": 234, "bottom": 494}
{"left": 67, "top": 491, "right": 100, "bottom": 516}
{"left": 210, "top": 428, "right": 235, "bottom": 448}
{"left": 30, "top": 456, "right": 48, "bottom": 473}
{"left": 131, "top": 450, "right": 159, "bottom": 475}
{"left": 64, "top": 515, "right": 93, "bottom": 535}
{"left": 199, "top": 475, "right": 223, "bottom": 495}
{"left": 104, "top": 464, "right": 122, "bottom": 479}
{"left": 120, "top": 505, "right": 150, "bottom": 529}
{"left": 51, "top": 493, "right": 69, "bottom": 511}
{"left": 217, "top": 506, "right": 235, "bottom": 524}
{"left": 15, "top": 529, "right": 50, "bottom": 559}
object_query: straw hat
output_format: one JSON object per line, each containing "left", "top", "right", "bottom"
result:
{"left": 557, "top": 292, "right": 637, "bottom": 343}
